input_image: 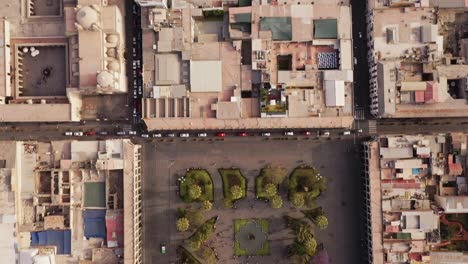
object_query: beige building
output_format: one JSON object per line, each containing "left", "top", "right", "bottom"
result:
{"left": 3, "top": 140, "right": 141, "bottom": 263}
{"left": 139, "top": 1, "right": 354, "bottom": 130}
{"left": 367, "top": 0, "right": 468, "bottom": 118}
{"left": 0, "top": 0, "right": 126, "bottom": 122}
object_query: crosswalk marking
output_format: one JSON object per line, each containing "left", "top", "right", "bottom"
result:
{"left": 354, "top": 108, "right": 366, "bottom": 120}
{"left": 368, "top": 120, "right": 377, "bottom": 134}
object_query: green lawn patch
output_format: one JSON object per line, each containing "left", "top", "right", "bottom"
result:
{"left": 234, "top": 219, "right": 249, "bottom": 233}
{"left": 256, "top": 240, "right": 270, "bottom": 255}
{"left": 219, "top": 169, "right": 247, "bottom": 201}
{"left": 180, "top": 169, "right": 214, "bottom": 203}
{"left": 234, "top": 219, "right": 270, "bottom": 256}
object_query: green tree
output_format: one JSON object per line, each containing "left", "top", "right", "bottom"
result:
{"left": 188, "top": 184, "right": 202, "bottom": 200}
{"left": 189, "top": 239, "right": 201, "bottom": 250}
{"left": 264, "top": 183, "right": 278, "bottom": 198}
{"left": 200, "top": 247, "right": 217, "bottom": 264}
{"left": 202, "top": 200, "right": 213, "bottom": 211}
{"left": 302, "top": 207, "right": 324, "bottom": 222}
{"left": 263, "top": 166, "right": 288, "bottom": 185}
{"left": 176, "top": 217, "right": 190, "bottom": 232}
{"left": 271, "top": 195, "right": 283, "bottom": 209}
{"left": 230, "top": 185, "right": 244, "bottom": 200}
{"left": 304, "top": 188, "right": 320, "bottom": 208}
{"left": 303, "top": 238, "right": 317, "bottom": 256}
{"left": 297, "top": 225, "right": 314, "bottom": 243}
{"left": 313, "top": 215, "right": 328, "bottom": 230}
{"left": 187, "top": 209, "right": 205, "bottom": 226}
{"left": 291, "top": 193, "right": 305, "bottom": 208}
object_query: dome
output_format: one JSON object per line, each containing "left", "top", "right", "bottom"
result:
{"left": 106, "top": 34, "right": 119, "bottom": 44}
{"left": 97, "top": 71, "right": 114, "bottom": 88}
{"left": 107, "top": 60, "right": 120, "bottom": 72}
{"left": 76, "top": 6, "right": 99, "bottom": 30}
{"left": 106, "top": 47, "right": 117, "bottom": 58}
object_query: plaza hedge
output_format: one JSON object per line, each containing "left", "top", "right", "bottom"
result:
{"left": 180, "top": 169, "right": 214, "bottom": 203}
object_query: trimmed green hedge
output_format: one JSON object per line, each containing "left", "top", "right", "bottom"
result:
{"left": 219, "top": 169, "right": 247, "bottom": 201}
{"left": 288, "top": 167, "right": 326, "bottom": 204}
{"left": 180, "top": 169, "right": 214, "bottom": 203}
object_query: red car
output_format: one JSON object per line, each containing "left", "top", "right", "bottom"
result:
{"left": 85, "top": 131, "right": 96, "bottom": 136}
{"left": 238, "top": 132, "right": 248, "bottom": 137}
{"left": 303, "top": 131, "right": 311, "bottom": 136}
{"left": 217, "top": 132, "right": 226, "bottom": 137}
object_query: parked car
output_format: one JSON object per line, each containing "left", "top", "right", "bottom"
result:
{"left": 284, "top": 131, "right": 294, "bottom": 136}
{"left": 238, "top": 132, "right": 248, "bottom": 137}
{"left": 321, "top": 130, "right": 330, "bottom": 136}
{"left": 355, "top": 128, "right": 363, "bottom": 133}
{"left": 129, "top": 131, "right": 137, "bottom": 135}
{"left": 116, "top": 131, "right": 126, "bottom": 136}
{"left": 166, "top": 133, "right": 175, "bottom": 137}
{"left": 152, "top": 133, "right": 162, "bottom": 138}
{"left": 141, "top": 134, "right": 149, "bottom": 138}
{"left": 85, "top": 131, "right": 96, "bottom": 136}
{"left": 74, "top": 131, "right": 84, "bottom": 136}
{"left": 197, "top": 133, "right": 207, "bottom": 137}
{"left": 98, "top": 131, "right": 109, "bottom": 136}
{"left": 303, "top": 131, "right": 311, "bottom": 136}
{"left": 217, "top": 132, "right": 226, "bottom": 137}
{"left": 64, "top": 131, "right": 73, "bottom": 136}
{"left": 160, "top": 243, "right": 166, "bottom": 254}
{"left": 261, "top": 132, "right": 271, "bottom": 137}
{"left": 179, "top": 133, "right": 190, "bottom": 138}
{"left": 342, "top": 131, "right": 351, "bottom": 135}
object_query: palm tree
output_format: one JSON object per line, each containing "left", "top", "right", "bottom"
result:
{"left": 176, "top": 217, "right": 190, "bottom": 232}
{"left": 188, "top": 185, "right": 202, "bottom": 200}
{"left": 271, "top": 195, "right": 283, "bottom": 209}
{"left": 313, "top": 215, "right": 329, "bottom": 230}
{"left": 202, "top": 200, "right": 213, "bottom": 211}
{"left": 264, "top": 183, "right": 278, "bottom": 198}
{"left": 230, "top": 185, "right": 244, "bottom": 200}
{"left": 292, "top": 193, "right": 305, "bottom": 208}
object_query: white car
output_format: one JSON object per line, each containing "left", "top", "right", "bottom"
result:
{"left": 262, "top": 132, "right": 271, "bottom": 137}
{"left": 166, "top": 133, "right": 175, "bottom": 137}
{"left": 284, "top": 131, "right": 294, "bottom": 136}
{"left": 152, "top": 133, "right": 162, "bottom": 138}
{"left": 129, "top": 131, "right": 137, "bottom": 135}
{"left": 141, "top": 134, "right": 149, "bottom": 138}
{"left": 74, "top": 132, "right": 83, "bottom": 136}
{"left": 179, "top": 133, "right": 190, "bottom": 138}
{"left": 197, "top": 133, "right": 207, "bottom": 137}
{"left": 321, "top": 131, "right": 330, "bottom": 136}
{"left": 64, "top": 131, "right": 73, "bottom": 136}
{"left": 342, "top": 131, "right": 351, "bottom": 135}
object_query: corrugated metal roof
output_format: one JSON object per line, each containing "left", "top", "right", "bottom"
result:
{"left": 31, "top": 230, "right": 71, "bottom": 255}
{"left": 83, "top": 209, "right": 107, "bottom": 239}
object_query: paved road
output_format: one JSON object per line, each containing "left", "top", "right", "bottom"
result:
{"left": 376, "top": 117, "right": 468, "bottom": 135}
{"left": 142, "top": 138, "right": 363, "bottom": 264}
{"left": 351, "top": 0, "right": 370, "bottom": 115}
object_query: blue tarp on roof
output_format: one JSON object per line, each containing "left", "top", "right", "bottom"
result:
{"left": 31, "top": 230, "right": 71, "bottom": 254}
{"left": 83, "top": 209, "right": 106, "bottom": 239}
